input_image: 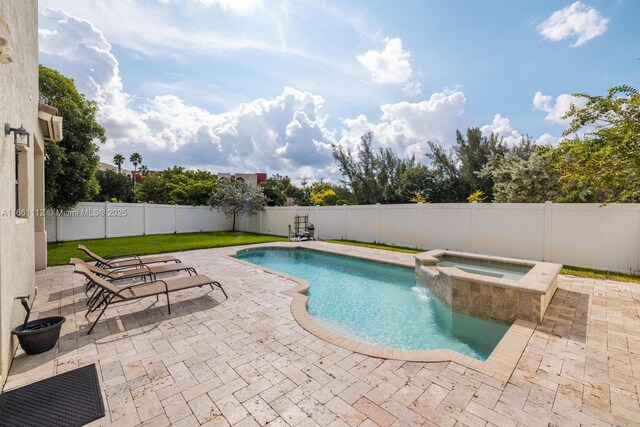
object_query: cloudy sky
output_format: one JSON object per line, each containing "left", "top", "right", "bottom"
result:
{"left": 38, "top": 0, "right": 639, "bottom": 182}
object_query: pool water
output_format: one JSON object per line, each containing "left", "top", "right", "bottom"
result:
{"left": 236, "top": 248, "right": 510, "bottom": 360}
{"left": 438, "top": 255, "right": 531, "bottom": 281}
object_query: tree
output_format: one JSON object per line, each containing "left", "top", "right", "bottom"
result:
{"left": 467, "top": 190, "right": 487, "bottom": 203}
{"left": 209, "top": 180, "right": 267, "bottom": 231}
{"left": 129, "top": 152, "right": 142, "bottom": 201}
{"left": 129, "top": 152, "right": 142, "bottom": 173}
{"left": 458, "top": 129, "right": 505, "bottom": 200}
{"left": 39, "top": 65, "right": 105, "bottom": 211}
{"left": 550, "top": 85, "right": 640, "bottom": 202}
{"left": 138, "top": 165, "right": 149, "bottom": 176}
{"left": 135, "top": 174, "right": 168, "bottom": 204}
{"left": 426, "top": 128, "right": 506, "bottom": 202}
{"left": 332, "top": 143, "right": 360, "bottom": 203}
{"left": 331, "top": 185, "right": 354, "bottom": 205}
{"left": 424, "top": 142, "right": 465, "bottom": 202}
{"left": 332, "top": 132, "right": 415, "bottom": 204}
{"left": 113, "top": 154, "right": 125, "bottom": 173}
{"left": 93, "top": 169, "right": 134, "bottom": 202}
{"left": 310, "top": 183, "right": 338, "bottom": 206}
{"left": 260, "top": 177, "right": 287, "bottom": 206}
{"left": 164, "top": 167, "right": 216, "bottom": 205}
{"left": 135, "top": 166, "right": 217, "bottom": 205}
{"left": 398, "top": 165, "right": 435, "bottom": 202}
{"left": 409, "top": 192, "right": 428, "bottom": 203}
{"left": 259, "top": 174, "right": 320, "bottom": 206}
{"left": 478, "top": 145, "right": 561, "bottom": 203}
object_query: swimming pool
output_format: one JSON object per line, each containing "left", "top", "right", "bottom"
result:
{"left": 236, "top": 247, "right": 510, "bottom": 360}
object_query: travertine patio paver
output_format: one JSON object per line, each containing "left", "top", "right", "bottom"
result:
{"left": 3, "top": 242, "right": 640, "bottom": 426}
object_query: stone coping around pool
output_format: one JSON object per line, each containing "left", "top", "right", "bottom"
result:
{"left": 415, "top": 249, "right": 562, "bottom": 295}
{"left": 415, "top": 249, "right": 562, "bottom": 323}
{"left": 227, "top": 241, "right": 536, "bottom": 381}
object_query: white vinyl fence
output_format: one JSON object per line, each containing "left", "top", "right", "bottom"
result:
{"left": 47, "top": 201, "right": 640, "bottom": 274}
{"left": 46, "top": 202, "right": 232, "bottom": 242}
{"left": 236, "top": 202, "right": 640, "bottom": 275}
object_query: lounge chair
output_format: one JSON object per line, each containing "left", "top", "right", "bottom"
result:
{"left": 77, "top": 244, "right": 181, "bottom": 268}
{"left": 70, "top": 257, "right": 199, "bottom": 307}
{"left": 69, "top": 257, "right": 197, "bottom": 283}
{"left": 73, "top": 264, "right": 227, "bottom": 334}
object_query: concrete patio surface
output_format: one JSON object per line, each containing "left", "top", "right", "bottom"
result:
{"left": 3, "top": 242, "right": 640, "bottom": 426}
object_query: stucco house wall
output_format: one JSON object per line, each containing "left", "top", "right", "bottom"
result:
{"left": 0, "top": 0, "right": 44, "bottom": 385}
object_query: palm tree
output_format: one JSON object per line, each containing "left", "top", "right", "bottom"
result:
{"left": 139, "top": 165, "right": 149, "bottom": 177}
{"left": 113, "top": 154, "right": 125, "bottom": 173}
{"left": 129, "top": 152, "right": 142, "bottom": 202}
{"left": 129, "top": 152, "right": 142, "bottom": 173}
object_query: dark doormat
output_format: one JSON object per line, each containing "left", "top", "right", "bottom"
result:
{"left": 0, "top": 364, "right": 105, "bottom": 427}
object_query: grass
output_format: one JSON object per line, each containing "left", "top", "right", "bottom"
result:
{"left": 326, "top": 239, "right": 640, "bottom": 283}
{"left": 558, "top": 265, "right": 640, "bottom": 283}
{"left": 325, "top": 239, "right": 422, "bottom": 254}
{"left": 48, "top": 231, "right": 288, "bottom": 266}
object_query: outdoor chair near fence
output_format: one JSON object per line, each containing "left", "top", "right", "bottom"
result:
{"left": 77, "top": 244, "right": 181, "bottom": 268}
{"left": 71, "top": 263, "right": 227, "bottom": 334}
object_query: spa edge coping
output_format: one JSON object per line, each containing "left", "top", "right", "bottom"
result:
{"left": 415, "top": 249, "right": 562, "bottom": 295}
{"left": 227, "top": 241, "right": 536, "bottom": 379}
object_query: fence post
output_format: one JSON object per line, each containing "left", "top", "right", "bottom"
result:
{"left": 470, "top": 201, "right": 478, "bottom": 253}
{"left": 143, "top": 203, "right": 147, "bottom": 235}
{"left": 544, "top": 201, "right": 552, "bottom": 261}
{"left": 375, "top": 203, "right": 381, "bottom": 243}
{"left": 55, "top": 211, "right": 61, "bottom": 242}
{"left": 343, "top": 204, "right": 347, "bottom": 240}
{"left": 105, "top": 201, "right": 111, "bottom": 238}
{"left": 417, "top": 203, "right": 423, "bottom": 249}
{"left": 315, "top": 205, "right": 319, "bottom": 239}
{"left": 174, "top": 205, "right": 178, "bottom": 233}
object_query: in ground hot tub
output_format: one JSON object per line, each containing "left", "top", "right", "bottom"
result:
{"left": 415, "top": 250, "right": 561, "bottom": 323}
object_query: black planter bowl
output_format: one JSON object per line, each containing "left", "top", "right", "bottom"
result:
{"left": 12, "top": 316, "right": 66, "bottom": 355}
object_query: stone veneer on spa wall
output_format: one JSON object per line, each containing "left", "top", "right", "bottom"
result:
{"left": 415, "top": 250, "right": 562, "bottom": 323}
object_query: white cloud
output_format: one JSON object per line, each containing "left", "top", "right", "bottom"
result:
{"left": 38, "top": 2, "right": 286, "bottom": 59}
{"left": 39, "top": 9, "right": 336, "bottom": 176}
{"left": 357, "top": 37, "right": 413, "bottom": 85}
{"left": 533, "top": 91, "right": 586, "bottom": 125}
{"left": 480, "top": 114, "right": 523, "bottom": 146}
{"left": 538, "top": 1, "right": 608, "bottom": 47}
{"left": 41, "top": 7, "right": 565, "bottom": 182}
{"left": 535, "top": 133, "right": 557, "bottom": 146}
{"left": 338, "top": 91, "right": 469, "bottom": 159}
{"left": 402, "top": 81, "right": 422, "bottom": 97}
{"left": 160, "top": 0, "right": 263, "bottom": 14}
{"left": 480, "top": 114, "right": 558, "bottom": 146}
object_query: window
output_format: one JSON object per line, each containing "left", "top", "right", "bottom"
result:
{"left": 15, "top": 151, "right": 20, "bottom": 216}
{"left": 14, "top": 149, "right": 28, "bottom": 218}
{"left": 235, "top": 177, "right": 245, "bottom": 183}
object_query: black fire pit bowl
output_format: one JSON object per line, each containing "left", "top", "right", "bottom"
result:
{"left": 12, "top": 316, "right": 66, "bottom": 355}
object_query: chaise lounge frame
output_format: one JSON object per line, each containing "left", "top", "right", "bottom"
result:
{"left": 77, "top": 244, "right": 181, "bottom": 269}
{"left": 73, "top": 264, "right": 227, "bottom": 334}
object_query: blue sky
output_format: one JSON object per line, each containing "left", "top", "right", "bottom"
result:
{"left": 38, "top": 0, "right": 640, "bottom": 182}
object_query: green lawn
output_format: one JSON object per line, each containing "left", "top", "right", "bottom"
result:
{"left": 325, "top": 239, "right": 422, "bottom": 254}
{"left": 326, "top": 239, "right": 640, "bottom": 283}
{"left": 48, "top": 231, "right": 288, "bottom": 266}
